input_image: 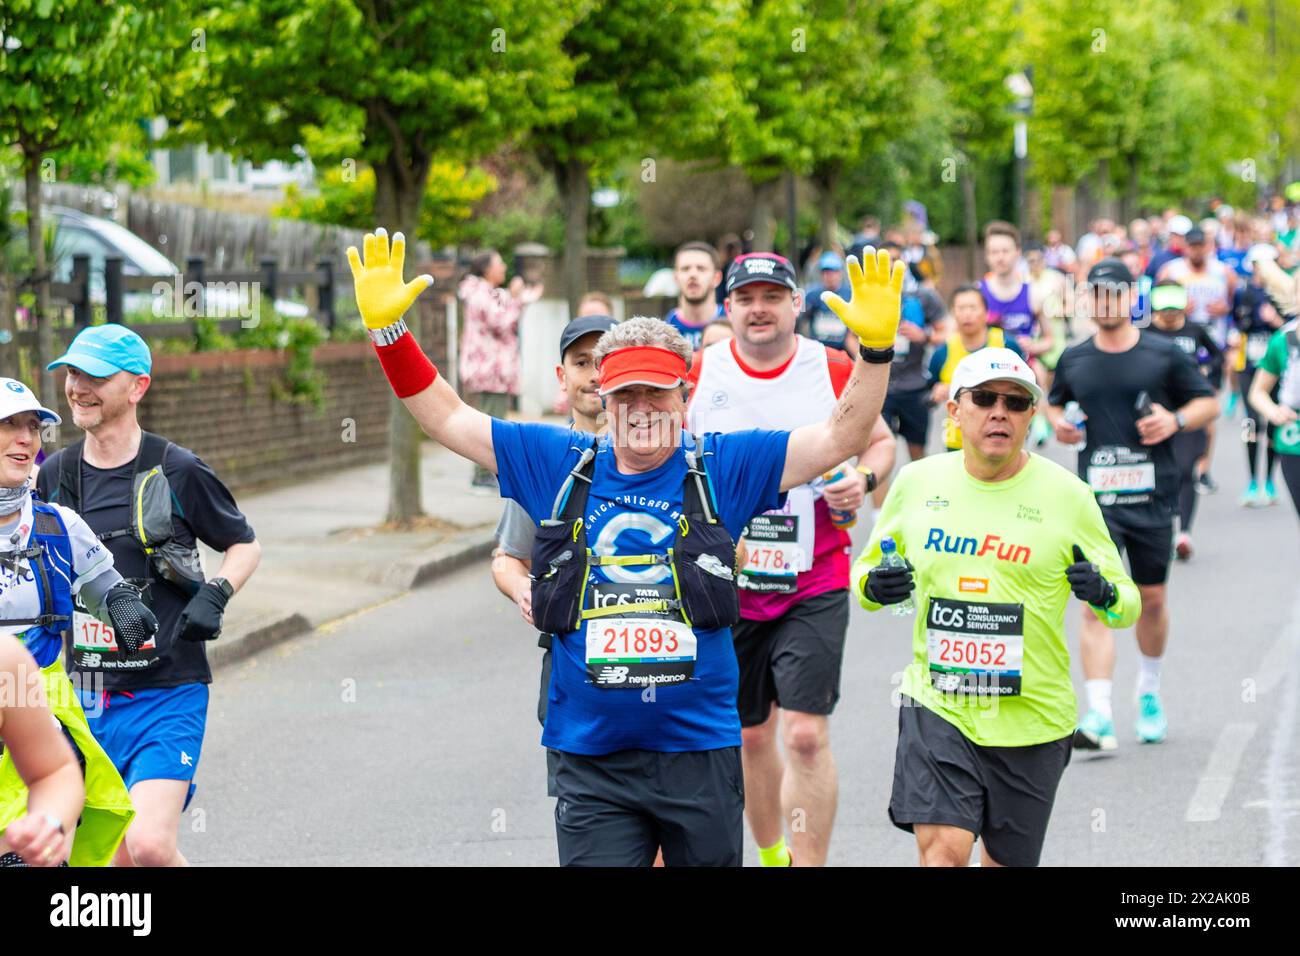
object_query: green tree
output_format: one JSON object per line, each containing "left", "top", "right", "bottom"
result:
{"left": 723, "top": 0, "right": 924, "bottom": 252}
{"left": 1126, "top": 0, "right": 1271, "bottom": 213}
{"left": 524, "top": 0, "right": 726, "bottom": 314}
{"left": 922, "top": 0, "right": 1018, "bottom": 269}
{"left": 0, "top": 0, "right": 177, "bottom": 403}
{"left": 276, "top": 161, "right": 497, "bottom": 245}
{"left": 169, "top": 0, "right": 573, "bottom": 525}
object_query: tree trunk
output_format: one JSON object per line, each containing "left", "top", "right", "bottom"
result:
{"left": 1122, "top": 152, "right": 1140, "bottom": 224}
{"left": 1094, "top": 158, "right": 1115, "bottom": 221}
{"left": 1052, "top": 184, "right": 1076, "bottom": 245}
{"left": 751, "top": 177, "right": 779, "bottom": 252}
{"left": 0, "top": 277, "right": 16, "bottom": 380}
{"left": 23, "top": 153, "right": 54, "bottom": 408}
{"left": 960, "top": 162, "right": 978, "bottom": 280}
{"left": 374, "top": 148, "right": 432, "bottom": 528}
{"left": 815, "top": 164, "right": 840, "bottom": 251}
{"left": 555, "top": 158, "right": 590, "bottom": 317}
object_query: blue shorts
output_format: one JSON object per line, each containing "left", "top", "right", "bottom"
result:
{"left": 81, "top": 684, "right": 210, "bottom": 810}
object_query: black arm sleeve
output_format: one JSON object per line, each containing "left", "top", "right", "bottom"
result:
{"left": 1200, "top": 326, "right": 1225, "bottom": 388}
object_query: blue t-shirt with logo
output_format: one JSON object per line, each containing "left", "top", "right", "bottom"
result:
{"left": 492, "top": 420, "right": 789, "bottom": 755}
{"left": 663, "top": 305, "right": 725, "bottom": 351}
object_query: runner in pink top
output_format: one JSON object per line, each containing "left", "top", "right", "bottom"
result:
{"left": 687, "top": 252, "right": 896, "bottom": 867}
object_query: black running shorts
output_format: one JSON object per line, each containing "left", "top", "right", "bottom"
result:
{"left": 1100, "top": 508, "right": 1174, "bottom": 586}
{"left": 553, "top": 747, "right": 744, "bottom": 867}
{"left": 732, "top": 589, "right": 849, "bottom": 727}
{"left": 888, "top": 700, "right": 1072, "bottom": 867}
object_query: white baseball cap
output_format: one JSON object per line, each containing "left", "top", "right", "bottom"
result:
{"left": 950, "top": 348, "right": 1043, "bottom": 404}
{"left": 1244, "top": 242, "right": 1279, "bottom": 269}
{"left": 1167, "top": 215, "right": 1194, "bottom": 236}
{"left": 0, "top": 379, "right": 61, "bottom": 425}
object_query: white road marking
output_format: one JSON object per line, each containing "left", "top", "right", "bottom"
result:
{"left": 1185, "top": 722, "right": 1258, "bottom": 822}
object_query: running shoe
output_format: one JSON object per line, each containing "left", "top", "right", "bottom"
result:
{"left": 1264, "top": 479, "right": 1278, "bottom": 506}
{"left": 1135, "top": 693, "right": 1168, "bottom": 744}
{"left": 1223, "top": 392, "right": 1240, "bottom": 418}
{"left": 1195, "top": 472, "right": 1218, "bottom": 495}
{"left": 1239, "top": 479, "right": 1261, "bottom": 507}
{"left": 1174, "top": 532, "right": 1193, "bottom": 561}
{"left": 1073, "top": 709, "right": 1118, "bottom": 751}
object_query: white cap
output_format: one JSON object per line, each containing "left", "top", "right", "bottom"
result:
{"left": 1167, "top": 215, "right": 1194, "bottom": 236}
{"left": 1244, "top": 242, "right": 1279, "bottom": 268}
{"left": 950, "top": 348, "right": 1043, "bottom": 404}
{"left": 0, "top": 379, "right": 61, "bottom": 425}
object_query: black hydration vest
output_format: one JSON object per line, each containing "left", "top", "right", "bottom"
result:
{"left": 529, "top": 435, "right": 740, "bottom": 636}
{"left": 54, "top": 433, "right": 206, "bottom": 603}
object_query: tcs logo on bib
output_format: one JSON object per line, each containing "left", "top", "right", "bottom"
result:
{"left": 929, "top": 603, "right": 965, "bottom": 628}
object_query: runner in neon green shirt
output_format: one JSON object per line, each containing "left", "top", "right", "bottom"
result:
{"left": 852, "top": 348, "right": 1139, "bottom": 867}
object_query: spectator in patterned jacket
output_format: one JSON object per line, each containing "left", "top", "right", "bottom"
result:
{"left": 457, "top": 250, "right": 543, "bottom": 490}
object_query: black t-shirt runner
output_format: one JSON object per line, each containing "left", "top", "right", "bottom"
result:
{"left": 36, "top": 442, "right": 255, "bottom": 690}
{"left": 1145, "top": 321, "right": 1224, "bottom": 389}
{"left": 1048, "top": 331, "right": 1215, "bottom": 526}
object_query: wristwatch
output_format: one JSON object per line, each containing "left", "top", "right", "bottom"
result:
{"left": 367, "top": 318, "right": 410, "bottom": 346}
{"left": 210, "top": 577, "right": 234, "bottom": 601}
{"left": 858, "top": 344, "right": 895, "bottom": 364}
{"left": 855, "top": 464, "right": 878, "bottom": 493}
{"left": 1174, "top": 410, "right": 1187, "bottom": 432}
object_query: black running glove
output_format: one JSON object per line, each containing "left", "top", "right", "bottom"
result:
{"left": 864, "top": 558, "right": 915, "bottom": 605}
{"left": 1066, "top": 545, "right": 1117, "bottom": 608}
{"left": 105, "top": 583, "right": 159, "bottom": 657}
{"left": 178, "top": 581, "right": 231, "bottom": 642}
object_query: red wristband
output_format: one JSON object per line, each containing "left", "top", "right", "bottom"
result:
{"left": 373, "top": 329, "right": 437, "bottom": 397}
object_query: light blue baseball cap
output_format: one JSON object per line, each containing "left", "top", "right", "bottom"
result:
{"left": 818, "top": 251, "right": 845, "bottom": 271}
{"left": 47, "top": 324, "right": 152, "bottom": 377}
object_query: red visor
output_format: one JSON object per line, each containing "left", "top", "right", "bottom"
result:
{"left": 598, "top": 346, "right": 689, "bottom": 395}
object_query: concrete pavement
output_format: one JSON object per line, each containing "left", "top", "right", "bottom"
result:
{"left": 208, "top": 439, "right": 511, "bottom": 669}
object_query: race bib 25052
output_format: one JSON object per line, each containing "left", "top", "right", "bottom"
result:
{"left": 925, "top": 597, "right": 1024, "bottom": 697}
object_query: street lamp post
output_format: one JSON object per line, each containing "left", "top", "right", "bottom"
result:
{"left": 1006, "top": 70, "right": 1034, "bottom": 237}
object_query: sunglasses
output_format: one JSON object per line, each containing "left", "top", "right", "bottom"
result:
{"left": 962, "top": 388, "right": 1034, "bottom": 413}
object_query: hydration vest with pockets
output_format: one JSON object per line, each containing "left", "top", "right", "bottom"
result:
{"left": 54, "top": 433, "right": 205, "bottom": 602}
{"left": 529, "top": 434, "right": 740, "bottom": 638}
{"left": 0, "top": 499, "right": 75, "bottom": 669}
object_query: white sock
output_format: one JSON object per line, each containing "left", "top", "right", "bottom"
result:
{"left": 1137, "top": 655, "right": 1163, "bottom": 698}
{"left": 1085, "top": 679, "right": 1113, "bottom": 720}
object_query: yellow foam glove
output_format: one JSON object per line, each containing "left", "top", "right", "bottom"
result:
{"left": 346, "top": 228, "right": 434, "bottom": 330}
{"left": 820, "top": 247, "right": 905, "bottom": 350}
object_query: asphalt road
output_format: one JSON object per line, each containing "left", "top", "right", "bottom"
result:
{"left": 181, "top": 420, "right": 1300, "bottom": 866}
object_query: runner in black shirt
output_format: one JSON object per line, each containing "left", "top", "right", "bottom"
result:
{"left": 36, "top": 324, "right": 261, "bottom": 867}
{"left": 1047, "top": 259, "right": 1217, "bottom": 753}
{"left": 1144, "top": 282, "right": 1223, "bottom": 559}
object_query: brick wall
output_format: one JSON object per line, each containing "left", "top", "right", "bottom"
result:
{"left": 46, "top": 343, "right": 394, "bottom": 493}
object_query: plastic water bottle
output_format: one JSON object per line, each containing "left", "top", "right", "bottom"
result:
{"left": 1063, "top": 402, "right": 1087, "bottom": 451}
{"left": 823, "top": 470, "right": 857, "bottom": 530}
{"left": 879, "top": 536, "right": 914, "bottom": 617}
